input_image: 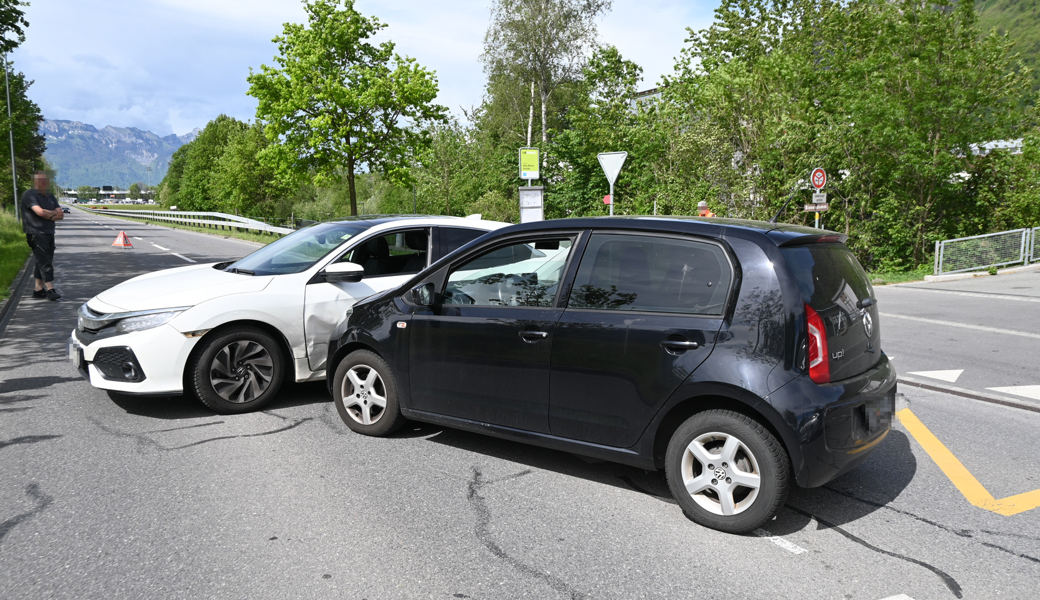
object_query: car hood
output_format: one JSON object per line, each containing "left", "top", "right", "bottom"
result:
{"left": 93, "top": 263, "right": 274, "bottom": 313}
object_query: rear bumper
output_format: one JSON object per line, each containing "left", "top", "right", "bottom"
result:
{"left": 774, "top": 355, "right": 897, "bottom": 488}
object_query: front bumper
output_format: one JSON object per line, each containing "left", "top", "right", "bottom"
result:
{"left": 69, "top": 324, "right": 200, "bottom": 395}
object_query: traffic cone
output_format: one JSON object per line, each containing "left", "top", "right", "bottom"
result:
{"left": 112, "top": 231, "right": 133, "bottom": 248}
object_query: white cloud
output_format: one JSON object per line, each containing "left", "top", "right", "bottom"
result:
{"left": 12, "top": 0, "right": 715, "bottom": 136}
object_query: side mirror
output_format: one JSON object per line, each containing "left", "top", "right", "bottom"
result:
{"left": 411, "top": 282, "right": 435, "bottom": 306}
{"left": 324, "top": 262, "right": 364, "bottom": 283}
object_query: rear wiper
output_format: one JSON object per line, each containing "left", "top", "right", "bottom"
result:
{"left": 227, "top": 267, "right": 255, "bottom": 276}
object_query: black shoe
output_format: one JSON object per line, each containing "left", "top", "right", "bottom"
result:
{"left": 46, "top": 289, "right": 61, "bottom": 301}
{"left": 32, "top": 289, "right": 46, "bottom": 299}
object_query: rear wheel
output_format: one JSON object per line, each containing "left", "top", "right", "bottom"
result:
{"left": 332, "top": 350, "right": 404, "bottom": 436}
{"left": 665, "top": 409, "right": 790, "bottom": 533}
{"left": 189, "top": 326, "right": 285, "bottom": 414}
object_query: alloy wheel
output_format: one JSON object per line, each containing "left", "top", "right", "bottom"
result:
{"left": 209, "top": 340, "right": 275, "bottom": 404}
{"left": 680, "top": 431, "right": 762, "bottom": 516}
{"left": 340, "top": 365, "right": 387, "bottom": 425}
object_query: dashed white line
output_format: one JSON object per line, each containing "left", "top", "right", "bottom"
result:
{"left": 171, "top": 253, "right": 196, "bottom": 263}
{"left": 151, "top": 244, "right": 169, "bottom": 251}
{"left": 753, "top": 529, "right": 807, "bottom": 554}
{"left": 878, "top": 313, "right": 1040, "bottom": 340}
{"left": 133, "top": 237, "right": 143, "bottom": 240}
{"left": 878, "top": 595, "right": 915, "bottom": 600}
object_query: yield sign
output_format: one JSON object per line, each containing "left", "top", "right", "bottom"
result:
{"left": 597, "top": 152, "right": 628, "bottom": 186}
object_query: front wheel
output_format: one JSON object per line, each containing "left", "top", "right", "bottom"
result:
{"left": 332, "top": 350, "right": 404, "bottom": 436}
{"left": 665, "top": 409, "right": 790, "bottom": 534}
{"left": 188, "top": 326, "right": 286, "bottom": 414}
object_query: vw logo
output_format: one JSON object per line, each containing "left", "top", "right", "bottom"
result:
{"left": 862, "top": 312, "right": 874, "bottom": 337}
{"left": 713, "top": 467, "right": 727, "bottom": 480}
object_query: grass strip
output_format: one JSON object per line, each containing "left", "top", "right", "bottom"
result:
{"left": 1, "top": 209, "right": 31, "bottom": 300}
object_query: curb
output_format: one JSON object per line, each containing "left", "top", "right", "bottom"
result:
{"left": 0, "top": 255, "right": 35, "bottom": 332}
{"left": 899, "top": 376, "right": 1040, "bottom": 414}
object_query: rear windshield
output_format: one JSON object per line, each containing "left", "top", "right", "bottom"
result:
{"left": 780, "top": 244, "right": 873, "bottom": 311}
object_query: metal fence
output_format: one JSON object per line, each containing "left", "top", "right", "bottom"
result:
{"left": 933, "top": 228, "right": 1037, "bottom": 275}
{"left": 79, "top": 207, "right": 294, "bottom": 236}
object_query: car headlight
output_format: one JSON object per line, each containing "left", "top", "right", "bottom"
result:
{"left": 114, "top": 310, "right": 184, "bottom": 334}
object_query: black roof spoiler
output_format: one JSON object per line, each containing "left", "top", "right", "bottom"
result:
{"left": 773, "top": 232, "right": 848, "bottom": 247}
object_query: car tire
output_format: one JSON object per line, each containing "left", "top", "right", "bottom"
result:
{"left": 665, "top": 409, "right": 790, "bottom": 534}
{"left": 188, "top": 326, "right": 286, "bottom": 414}
{"left": 332, "top": 350, "right": 404, "bottom": 436}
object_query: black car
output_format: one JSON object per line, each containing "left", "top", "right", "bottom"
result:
{"left": 326, "top": 217, "right": 895, "bottom": 533}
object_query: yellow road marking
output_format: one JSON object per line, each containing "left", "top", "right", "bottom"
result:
{"left": 897, "top": 408, "right": 1040, "bottom": 516}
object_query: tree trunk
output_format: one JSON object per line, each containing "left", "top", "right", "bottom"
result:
{"left": 347, "top": 154, "right": 358, "bottom": 216}
{"left": 527, "top": 81, "right": 534, "bottom": 147}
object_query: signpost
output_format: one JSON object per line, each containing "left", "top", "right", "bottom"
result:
{"left": 518, "top": 147, "right": 543, "bottom": 222}
{"left": 597, "top": 152, "right": 627, "bottom": 216}
{"left": 806, "top": 168, "right": 828, "bottom": 229}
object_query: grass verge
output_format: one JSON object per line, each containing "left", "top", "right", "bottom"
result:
{"left": 1, "top": 209, "right": 31, "bottom": 300}
{"left": 867, "top": 265, "right": 931, "bottom": 286}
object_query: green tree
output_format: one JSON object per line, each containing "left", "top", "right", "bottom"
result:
{"left": 128, "top": 182, "right": 140, "bottom": 199}
{"left": 482, "top": 0, "right": 611, "bottom": 147}
{"left": 0, "top": 65, "right": 45, "bottom": 212}
{"left": 247, "top": 0, "right": 447, "bottom": 216}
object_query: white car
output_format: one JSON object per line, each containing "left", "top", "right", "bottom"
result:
{"left": 69, "top": 216, "right": 507, "bottom": 413}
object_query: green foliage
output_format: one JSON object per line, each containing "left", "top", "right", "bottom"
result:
{"left": 1, "top": 207, "right": 30, "bottom": 299}
{"left": 127, "top": 183, "right": 140, "bottom": 200}
{"left": 75, "top": 185, "right": 97, "bottom": 201}
{"left": 0, "top": 66, "right": 45, "bottom": 211}
{"left": 247, "top": 0, "right": 447, "bottom": 215}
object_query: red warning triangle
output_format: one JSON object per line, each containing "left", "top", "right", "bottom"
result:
{"left": 111, "top": 231, "right": 133, "bottom": 248}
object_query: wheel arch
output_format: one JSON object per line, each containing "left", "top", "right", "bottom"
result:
{"left": 182, "top": 319, "right": 295, "bottom": 389}
{"left": 650, "top": 389, "right": 802, "bottom": 479}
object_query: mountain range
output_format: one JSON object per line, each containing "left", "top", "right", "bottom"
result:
{"left": 42, "top": 120, "right": 200, "bottom": 189}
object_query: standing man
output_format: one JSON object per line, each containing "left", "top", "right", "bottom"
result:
{"left": 21, "top": 171, "right": 64, "bottom": 300}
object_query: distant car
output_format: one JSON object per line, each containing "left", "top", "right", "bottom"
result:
{"left": 61, "top": 207, "right": 70, "bottom": 213}
{"left": 327, "top": 216, "right": 895, "bottom": 534}
{"left": 68, "top": 216, "right": 508, "bottom": 413}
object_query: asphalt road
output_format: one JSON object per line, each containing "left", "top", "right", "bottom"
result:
{"left": 2, "top": 208, "right": 1038, "bottom": 600}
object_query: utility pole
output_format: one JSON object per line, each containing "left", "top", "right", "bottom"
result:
{"left": 3, "top": 52, "right": 18, "bottom": 223}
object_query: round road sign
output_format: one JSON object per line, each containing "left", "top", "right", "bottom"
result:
{"left": 811, "top": 168, "right": 827, "bottom": 190}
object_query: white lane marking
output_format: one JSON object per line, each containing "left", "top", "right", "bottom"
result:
{"left": 151, "top": 244, "right": 170, "bottom": 251}
{"left": 171, "top": 253, "right": 196, "bottom": 263}
{"left": 907, "top": 369, "right": 963, "bottom": 383}
{"left": 987, "top": 385, "right": 1040, "bottom": 401}
{"left": 878, "top": 595, "right": 915, "bottom": 600}
{"left": 753, "top": 529, "right": 807, "bottom": 554}
{"left": 133, "top": 237, "right": 143, "bottom": 240}
{"left": 886, "top": 286, "right": 1040, "bottom": 303}
{"left": 879, "top": 313, "right": 1040, "bottom": 340}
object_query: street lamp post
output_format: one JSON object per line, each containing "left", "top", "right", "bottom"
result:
{"left": 3, "top": 52, "right": 17, "bottom": 223}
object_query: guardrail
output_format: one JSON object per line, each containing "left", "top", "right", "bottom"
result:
{"left": 933, "top": 227, "right": 1037, "bottom": 275}
{"left": 78, "top": 207, "right": 293, "bottom": 236}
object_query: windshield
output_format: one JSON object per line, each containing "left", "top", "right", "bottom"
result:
{"left": 227, "top": 222, "right": 370, "bottom": 275}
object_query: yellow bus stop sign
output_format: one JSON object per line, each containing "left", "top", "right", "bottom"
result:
{"left": 520, "top": 147, "right": 539, "bottom": 180}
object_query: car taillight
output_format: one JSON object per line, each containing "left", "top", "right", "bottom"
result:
{"left": 805, "top": 304, "right": 830, "bottom": 384}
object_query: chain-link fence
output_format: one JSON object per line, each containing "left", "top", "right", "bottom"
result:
{"left": 933, "top": 228, "right": 1032, "bottom": 275}
{"left": 1031, "top": 227, "right": 1040, "bottom": 264}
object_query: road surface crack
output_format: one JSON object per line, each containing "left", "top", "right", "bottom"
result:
{"left": 466, "top": 467, "right": 586, "bottom": 600}
{"left": 0, "top": 483, "right": 54, "bottom": 544}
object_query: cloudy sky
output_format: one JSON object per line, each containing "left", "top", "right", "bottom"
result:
{"left": 12, "top": 0, "right": 715, "bottom": 136}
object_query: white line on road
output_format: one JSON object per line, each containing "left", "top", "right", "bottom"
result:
{"left": 133, "top": 237, "right": 143, "bottom": 240}
{"left": 753, "top": 529, "right": 807, "bottom": 554}
{"left": 885, "top": 286, "right": 1040, "bottom": 303}
{"left": 151, "top": 244, "right": 169, "bottom": 251}
{"left": 878, "top": 595, "right": 915, "bottom": 600}
{"left": 879, "top": 313, "right": 1040, "bottom": 340}
{"left": 987, "top": 385, "right": 1040, "bottom": 401}
{"left": 171, "top": 253, "right": 196, "bottom": 263}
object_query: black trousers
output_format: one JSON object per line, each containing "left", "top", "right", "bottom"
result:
{"left": 25, "top": 233, "right": 56, "bottom": 283}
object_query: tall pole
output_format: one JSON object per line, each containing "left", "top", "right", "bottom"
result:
{"left": 608, "top": 180, "right": 614, "bottom": 217}
{"left": 3, "top": 52, "right": 17, "bottom": 223}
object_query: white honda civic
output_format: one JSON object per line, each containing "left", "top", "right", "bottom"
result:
{"left": 68, "top": 216, "right": 507, "bottom": 413}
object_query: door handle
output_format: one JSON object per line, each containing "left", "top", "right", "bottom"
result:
{"left": 519, "top": 330, "right": 549, "bottom": 342}
{"left": 660, "top": 340, "right": 699, "bottom": 351}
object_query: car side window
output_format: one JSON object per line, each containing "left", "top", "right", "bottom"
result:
{"left": 568, "top": 234, "right": 732, "bottom": 315}
{"left": 439, "top": 227, "right": 488, "bottom": 258}
{"left": 444, "top": 238, "right": 573, "bottom": 307}
{"left": 342, "top": 229, "right": 429, "bottom": 277}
